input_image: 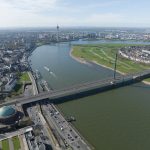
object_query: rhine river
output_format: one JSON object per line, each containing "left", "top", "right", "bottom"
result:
{"left": 29, "top": 40, "right": 150, "bottom": 150}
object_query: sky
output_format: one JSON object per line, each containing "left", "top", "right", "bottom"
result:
{"left": 0, "top": 0, "right": 150, "bottom": 28}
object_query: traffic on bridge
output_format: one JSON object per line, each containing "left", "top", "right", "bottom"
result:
{"left": 1, "top": 69, "right": 150, "bottom": 107}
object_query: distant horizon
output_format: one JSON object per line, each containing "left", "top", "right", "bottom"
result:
{"left": 0, "top": 26, "right": 150, "bottom": 29}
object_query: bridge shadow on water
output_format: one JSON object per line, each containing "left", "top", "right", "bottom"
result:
{"left": 131, "top": 84, "right": 150, "bottom": 89}
{"left": 21, "top": 74, "right": 150, "bottom": 107}
{"left": 51, "top": 79, "right": 144, "bottom": 105}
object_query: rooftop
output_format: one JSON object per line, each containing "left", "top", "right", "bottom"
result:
{"left": 0, "top": 106, "right": 16, "bottom": 118}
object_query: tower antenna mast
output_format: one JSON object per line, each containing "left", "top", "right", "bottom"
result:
{"left": 56, "top": 24, "right": 59, "bottom": 42}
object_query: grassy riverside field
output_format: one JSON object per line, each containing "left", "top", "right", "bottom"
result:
{"left": 19, "top": 72, "right": 31, "bottom": 83}
{"left": 2, "top": 139, "right": 9, "bottom": 150}
{"left": 12, "top": 136, "right": 21, "bottom": 150}
{"left": 1, "top": 137, "right": 21, "bottom": 150}
{"left": 71, "top": 44, "right": 150, "bottom": 82}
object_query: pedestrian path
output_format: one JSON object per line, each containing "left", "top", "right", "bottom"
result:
{"left": 8, "top": 138, "right": 14, "bottom": 150}
{"left": 0, "top": 141, "right": 2, "bottom": 150}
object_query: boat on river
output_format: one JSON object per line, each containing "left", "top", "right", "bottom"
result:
{"left": 44, "top": 66, "right": 50, "bottom": 72}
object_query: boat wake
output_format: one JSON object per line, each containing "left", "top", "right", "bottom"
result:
{"left": 49, "top": 71, "right": 57, "bottom": 78}
{"left": 44, "top": 66, "right": 57, "bottom": 78}
{"left": 44, "top": 66, "right": 50, "bottom": 72}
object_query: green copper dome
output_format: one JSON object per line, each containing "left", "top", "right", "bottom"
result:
{"left": 0, "top": 106, "right": 16, "bottom": 118}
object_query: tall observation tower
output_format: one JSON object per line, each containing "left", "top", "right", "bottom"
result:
{"left": 56, "top": 24, "right": 60, "bottom": 42}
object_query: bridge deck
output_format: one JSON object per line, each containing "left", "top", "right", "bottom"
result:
{"left": 1, "top": 70, "right": 150, "bottom": 107}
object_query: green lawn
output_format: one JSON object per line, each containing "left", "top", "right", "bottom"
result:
{"left": 144, "top": 78, "right": 150, "bottom": 82}
{"left": 72, "top": 44, "right": 150, "bottom": 74}
{"left": 10, "top": 72, "right": 31, "bottom": 97}
{"left": 19, "top": 72, "right": 31, "bottom": 83}
{"left": 2, "top": 139, "right": 9, "bottom": 150}
{"left": 12, "top": 136, "right": 21, "bottom": 150}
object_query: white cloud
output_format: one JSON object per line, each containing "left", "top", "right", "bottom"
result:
{"left": 86, "top": 13, "right": 122, "bottom": 24}
{"left": 78, "top": 0, "right": 122, "bottom": 10}
{"left": 0, "top": 0, "right": 149, "bottom": 27}
{"left": 1, "top": 0, "right": 59, "bottom": 12}
{"left": 0, "top": 0, "right": 60, "bottom": 27}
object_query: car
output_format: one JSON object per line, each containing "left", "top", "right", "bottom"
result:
{"left": 110, "top": 81, "right": 115, "bottom": 85}
{"left": 75, "top": 136, "right": 78, "bottom": 138}
{"left": 60, "top": 127, "right": 64, "bottom": 131}
{"left": 77, "top": 145, "right": 80, "bottom": 148}
{"left": 55, "top": 111, "right": 59, "bottom": 115}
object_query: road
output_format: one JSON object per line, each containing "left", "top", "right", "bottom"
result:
{"left": 27, "top": 105, "right": 51, "bottom": 144}
{"left": 28, "top": 72, "right": 38, "bottom": 95}
{"left": 0, "top": 70, "right": 150, "bottom": 108}
{"left": 0, "top": 76, "right": 124, "bottom": 106}
{"left": 27, "top": 104, "right": 61, "bottom": 150}
{"left": 0, "top": 126, "right": 33, "bottom": 141}
{"left": 41, "top": 102, "right": 92, "bottom": 150}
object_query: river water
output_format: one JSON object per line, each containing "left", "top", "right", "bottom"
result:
{"left": 29, "top": 40, "right": 150, "bottom": 150}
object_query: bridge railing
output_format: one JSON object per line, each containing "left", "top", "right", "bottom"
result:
{"left": 22, "top": 69, "right": 150, "bottom": 98}
{"left": 1, "top": 69, "right": 150, "bottom": 106}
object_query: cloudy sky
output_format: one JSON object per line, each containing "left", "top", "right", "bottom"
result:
{"left": 0, "top": 0, "right": 150, "bottom": 27}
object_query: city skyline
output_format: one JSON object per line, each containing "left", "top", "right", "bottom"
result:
{"left": 0, "top": 0, "right": 150, "bottom": 28}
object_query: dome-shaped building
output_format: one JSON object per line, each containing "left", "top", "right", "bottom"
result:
{"left": 0, "top": 106, "right": 18, "bottom": 124}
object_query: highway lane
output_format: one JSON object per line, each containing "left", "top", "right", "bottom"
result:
{"left": 0, "top": 76, "right": 123, "bottom": 106}
{"left": 41, "top": 103, "right": 91, "bottom": 150}
{"left": 27, "top": 105, "right": 53, "bottom": 149}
